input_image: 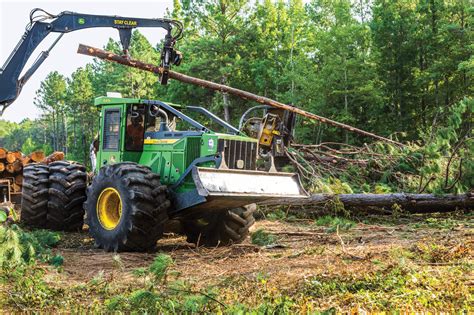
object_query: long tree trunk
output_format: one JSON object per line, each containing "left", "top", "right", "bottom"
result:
{"left": 52, "top": 110, "right": 57, "bottom": 151}
{"left": 80, "top": 106, "right": 87, "bottom": 167}
{"left": 343, "top": 64, "right": 349, "bottom": 144}
{"left": 260, "top": 193, "right": 473, "bottom": 213}
{"left": 221, "top": 76, "right": 231, "bottom": 122}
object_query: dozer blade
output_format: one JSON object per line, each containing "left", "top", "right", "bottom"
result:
{"left": 186, "top": 167, "right": 307, "bottom": 212}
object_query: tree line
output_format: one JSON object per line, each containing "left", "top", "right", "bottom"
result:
{"left": 0, "top": 0, "right": 471, "bottom": 170}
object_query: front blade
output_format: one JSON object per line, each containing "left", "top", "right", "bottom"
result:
{"left": 187, "top": 167, "right": 307, "bottom": 211}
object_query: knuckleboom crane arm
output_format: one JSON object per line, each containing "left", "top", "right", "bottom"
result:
{"left": 0, "top": 8, "right": 183, "bottom": 115}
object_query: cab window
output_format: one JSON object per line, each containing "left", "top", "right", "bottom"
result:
{"left": 125, "top": 104, "right": 145, "bottom": 151}
{"left": 103, "top": 109, "right": 120, "bottom": 150}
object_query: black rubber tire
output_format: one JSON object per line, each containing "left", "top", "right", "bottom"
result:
{"left": 21, "top": 163, "right": 49, "bottom": 228}
{"left": 181, "top": 205, "right": 256, "bottom": 247}
{"left": 47, "top": 161, "right": 87, "bottom": 231}
{"left": 84, "top": 162, "right": 170, "bottom": 252}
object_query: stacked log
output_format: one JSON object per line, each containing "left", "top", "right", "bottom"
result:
{"left": 0, "top": 148, "right": 64, "bottom": 193}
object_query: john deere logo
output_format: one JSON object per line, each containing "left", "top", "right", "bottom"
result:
{"left": 78, "top": 18, "right": 85, "bottom": 25}
{"left": 208, "top": 139, "right": 214, "bottom": 149}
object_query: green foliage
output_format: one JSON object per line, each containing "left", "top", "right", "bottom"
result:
{"left": 301, "top": 96, "right": 472, "bottom": 194}
{"left": 5, "top": 264, "right": 61, "bottom": 309}
{"left": 0, "top": 211, "right": 7, "bottom": 223}
{"left": 266, "top": 209, "right": 287, "bottom": 221}
{"left": 251, "top": 229, "right": 278, "bottom": 246}
{"left": 315, "top": 215, "right": 356, "bottom": 232}
{"left": 266, "top": 208, "right": 297, "bottom": 222}
{"left": 0, "top": 225, "right": 64, "bottom": 309}
{"left": 411, "top": 216, "right": 468, "bottom": 230}
{"left": 0, "top": 226, "right": 24, "bottom": 268}
{"left": 412, "top": 241, "right": 471, "bottom": 264}
{"left": 306, "top": 262, "right": 471, "bottom": 310}
{"left": 374, "top": 184, "right": 392, "bottom": 194}
{"left": 0, "top": 225, "right": 61, "bottom": 268}
{"left": 18, "top": 228, "right": 62, "bottom": 263}
{"left": 105, "top": 253, "right": 219, "bottom": 313}
{"left": 49, "top": 254, "right": 64, "bottom": 267}
{"left": 149, "top": 253, "right": 173, "bottom": 281}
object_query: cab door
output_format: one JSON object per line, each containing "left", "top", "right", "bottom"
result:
{"left": 98, "top": 107, "right": 122, "bottom": 168}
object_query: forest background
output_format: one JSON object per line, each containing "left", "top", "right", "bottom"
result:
{"left": 0, "top": 0, "right": 471, "bottom": 193}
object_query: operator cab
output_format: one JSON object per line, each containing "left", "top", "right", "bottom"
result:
{"left": 125, "top": 102, "right": 207, "bottom": 148}
{"left": 94, "top": 96, "right": 262, "bottom": 178}
{"left": 124, "top": 103, "right": 183, "bottom": 152}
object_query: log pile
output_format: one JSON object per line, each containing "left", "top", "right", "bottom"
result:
{"left": 0, "top": 148, "right": 64, "bottom": 193}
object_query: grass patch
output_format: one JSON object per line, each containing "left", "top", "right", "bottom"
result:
{"left": 106, "top": 253, "right": 221, "bottom": 313}
{"left": 0, "top": 225, "right": 64, "bottom": 310}
{"left": 315, "top": 215, "right": 356, "bottom": 232}
{"left": 251, "top": 229, "right": 278, "bottom": 246}
{"left": 265, "top": 209, "right": 297, "bottom": 222}
{"left": 305, "top": 262, "right": 472, "bottom": 310}
{"left": 411, "top": 241, "right": 471, "bottom": 263}
{"left": 411, "top": 217, "right": 464, "bottom": 229}
{"left": 1, "top": 213, "right": 471, "bottom": 312}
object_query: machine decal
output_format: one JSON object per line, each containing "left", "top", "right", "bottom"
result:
{"left": 144, "top": 139, "right": 179, "bottom": 145}
{"left": 114, "top": 19, "right": 138, "bottom": 26}
{"left": 208, "top": 139, "right": 214, "bottom": 149}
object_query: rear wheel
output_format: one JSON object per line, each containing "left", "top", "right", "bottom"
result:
{"left": 21, "top": 164, "right": 49, "bottom": 228}
{"left": 181, "top": 205, "right": 256, "bottom": 247}
{"left": 47, "top": 161, "right": 87, "bottom": 231}
{"left": 84, "top": 162, "right": 170, "bottom": 252}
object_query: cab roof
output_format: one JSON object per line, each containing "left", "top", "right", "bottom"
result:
{"left": 94, "top": 96, "right": 182, "bottom": 108}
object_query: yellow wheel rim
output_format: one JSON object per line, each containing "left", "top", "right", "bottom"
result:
{"left": 96, "top": 187, "right": 122, "bottom": 230}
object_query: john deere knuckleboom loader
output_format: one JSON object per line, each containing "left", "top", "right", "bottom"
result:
{"left": 21, "top": 96, "right": 307, "bottom": 251}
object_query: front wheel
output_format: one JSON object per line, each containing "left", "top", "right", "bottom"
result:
{"left": 84, "top": 162, "right": 170, "bottom": 252}
{"left": 180, "top": 205, "right": 256, "bottom": 247}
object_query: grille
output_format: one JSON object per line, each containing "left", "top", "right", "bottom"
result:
{"left": 218, "top": 139, "right": 257, "bottom": 170}
{"left": 186, "top": 137, "right": 201, "bottom": 166}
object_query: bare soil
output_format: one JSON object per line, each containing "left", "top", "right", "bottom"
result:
{"left": 53, "top": 212, "right": 473, "bottom": 294}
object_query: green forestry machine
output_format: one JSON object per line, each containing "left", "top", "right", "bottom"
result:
{"left": 21, "top": 97, "right": 307, "bottom": 251}
{"left": 1, "top": 9, "right": 306, "bottom": 251}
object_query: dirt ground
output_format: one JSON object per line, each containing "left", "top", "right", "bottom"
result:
{"left": 46, "top": 211, "right": 473, "bottom": 312}
{"left": 58, "top": 220, "right": 414, "bottom": 284}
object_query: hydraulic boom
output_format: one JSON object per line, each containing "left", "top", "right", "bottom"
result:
{"left": 0, "top": 8, "right": 183, "bottom": 115}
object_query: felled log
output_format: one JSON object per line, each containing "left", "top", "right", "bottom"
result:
{"left": 11, "top": 160, "right": 22, "bottom": 173}
{"left": 5, "top": 152, "right": 17, "bottom": 164}
{"left": 5, "top": 163, "right": 15, "bottom": 174}
{"left": 0, "top": 147, "right": 6, "bottom": 159}
{"left": 41, "top": 151, "right": 65, "bottom": 164}
{"left": 0, "top": 162, "right": 4, "bottom": 172}
{"left": 77, "top": 44, "right": 403, "bottom": 146}
{"left": 29, "top": 151, "right": 45, "bottom": 163}
{"left": 21, "top": 156, "right": 31, "bottom": 166}
{"left": 260, "top": 193, "right": 474, "bottom": 213}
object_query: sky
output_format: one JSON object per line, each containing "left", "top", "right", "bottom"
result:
{"left": 0, "top": 0, "right": 173, "bottom": 122}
